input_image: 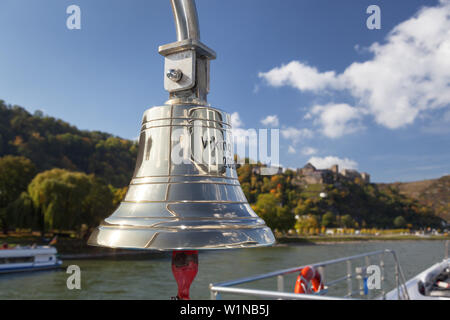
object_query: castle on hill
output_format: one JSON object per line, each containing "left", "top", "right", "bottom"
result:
{"left": 295, "top": 163, "right": 370, "bottom": 185}
{"left": 248, "top": 162, "right": 370, "bottom": 185}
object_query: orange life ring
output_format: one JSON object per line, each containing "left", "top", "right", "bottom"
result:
{"left": 294, "top": 266, "right": 324, "bottom": 294}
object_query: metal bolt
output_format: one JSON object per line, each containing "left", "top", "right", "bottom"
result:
{"left": 167, "top": 69, "right": 183, "bottom": 82}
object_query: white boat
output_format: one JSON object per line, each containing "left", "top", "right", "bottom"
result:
{"left": 0, "top": 246, "right": 63, "bottom": 274}
{"left": 385, "top": 257, "right": 450, "bottom": 300}
{"left": 209, "top": 240, "right": 450, "bottom": 300}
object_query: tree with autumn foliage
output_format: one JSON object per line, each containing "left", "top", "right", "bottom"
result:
{"left": 253, "top": 193, "right": 295, "bottom": 232}
{"left": 26, "top": 169, "right": 115, "bottom": 234}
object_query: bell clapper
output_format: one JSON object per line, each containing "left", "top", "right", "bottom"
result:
{"left": 171, "top": 250, "right": 199, "bottom": 300}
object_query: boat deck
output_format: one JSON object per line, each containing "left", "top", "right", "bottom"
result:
{"left": 210, "top": 240, "right": 450, "bottom": 300}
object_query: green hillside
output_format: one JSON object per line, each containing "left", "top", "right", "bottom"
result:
{"left": 381, "top": 176, "right": 450, "bottom": 223}
{"left": 0, "top": 99, "right": 446, "bottom": 235}
{"left": 0, "top": 100, "right": 138, "bottom": 187}
{"left": 238, "top": 164, "right": 444, "bottom": 232}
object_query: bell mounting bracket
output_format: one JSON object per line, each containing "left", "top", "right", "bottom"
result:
{"left": 159, "top": 0, "right": 217, "bottom": 106}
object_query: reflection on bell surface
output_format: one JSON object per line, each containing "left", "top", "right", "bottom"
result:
{"left": 88, "top": 104, "right": 275, "bottom": 250}
{"left": 88, "top": 0, "right": 275, "bottom": 251}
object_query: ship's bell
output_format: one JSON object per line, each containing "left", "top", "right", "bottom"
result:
{"left": 88, "top": 105, "right": 275, "bottom": 250}
{"left": 88, "top": 0, "right": 275, "bottom": 251}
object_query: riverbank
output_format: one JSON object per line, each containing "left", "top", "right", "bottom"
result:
{"left": 277, "top": 234, "right": 450, "bottom": 244}
{"left": 1, "top": 233, "right": 448, "bottom": 259}
{"left": 0, "top": 234, "right": 168, "bottom": 259}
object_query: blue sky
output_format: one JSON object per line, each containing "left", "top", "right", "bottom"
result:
{"left": 0, "top": 0, "right": 449, "bottom": 183}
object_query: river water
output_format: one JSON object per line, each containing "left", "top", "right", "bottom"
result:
{"left": 0, "top": 240, "right": 447, "bottom": 300}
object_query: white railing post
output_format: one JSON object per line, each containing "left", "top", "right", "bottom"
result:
{"left": 347, "top": 260, "right": 352, "bottom": 297}
{"left": 318, "top": 266, "right": 326, "bottom": 288}
{"left": 380, "top": 253, "right": 386, "bottom": 299}
{"left": 277, "top": 275, "right": 285, "bottom": 292}
{"left": 445, "top": 240, "right": 449, "bottom": 260}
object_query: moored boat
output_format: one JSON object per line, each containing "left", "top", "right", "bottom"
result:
{"left": 0, "top": 245, "right": 63, "bottom": 274}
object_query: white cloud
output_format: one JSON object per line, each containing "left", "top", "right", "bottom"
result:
{"left": 261, "top": 115, "right": 279, "bottom": 127}
{"left": 281, "top": 127, "right": 314, "bottom": 145}
{"left": 231, "top": 112, "right": 243, "bottom": 128}
{"left": 259, "top": 61, "right": 340, "bottom": 92}
{"left": 308, "top": 156, "right": 358, "bottom": 170}
{"left": 259, "top": 1, "right": 450, "bottom": 130}
{"left": 301, "top": 147, "right": 318, "bottom": 156}
{"left": 288, "top": 146, "right": 297, "bottom": 154}
{"left": 309, "top": 103, "right": 364, "bottom": 138}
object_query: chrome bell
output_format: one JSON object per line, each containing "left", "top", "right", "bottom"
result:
{"left": 88, "top": 104, "right": 275, "bottom": 250}
{"left": 88, "top": 0, "right": 275, "bottom": 251}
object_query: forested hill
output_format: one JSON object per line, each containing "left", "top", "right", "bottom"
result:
{"left": 0, "top": 99, "right": 446, "bottom": 232}
{"left": 379, "top": 176, "right": 450, "bottom": 223}
{"left": 0, "top": 100, "right": 138, "bottom": 187}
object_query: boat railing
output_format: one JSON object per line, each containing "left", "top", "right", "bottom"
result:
{"left": 445, "top": 240, "right": 449, "bottom": 260}
{"left": 209, "top": 249, "right": 410, "bottom": 300}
